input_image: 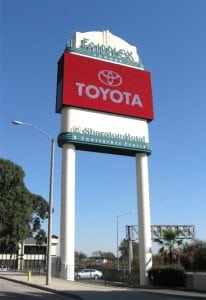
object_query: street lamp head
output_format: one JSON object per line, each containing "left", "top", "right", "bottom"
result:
{"left": 12, "top": 120, "right": 53, "bottom": 141}
{"left": 12, "top": 120, "right": 25, "bottom": 126}
{"left": 117, "top": 211, "right": 133, "bottom": 218}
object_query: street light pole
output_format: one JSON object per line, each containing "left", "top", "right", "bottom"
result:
{"left": 12, "top": 120, "right": 54, "bottom": 285}
{"left": 46, "top": 137, "right": 54, "bottom": 285}
{"left": 116, "top": 211, "right": 132, "bottom": 270}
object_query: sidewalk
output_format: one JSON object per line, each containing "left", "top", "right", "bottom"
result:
{"left": 0, "top": 272, "right": 206, "bottom": 299}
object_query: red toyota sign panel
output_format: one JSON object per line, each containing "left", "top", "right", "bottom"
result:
{"left": 56, "top": 53, "right": 154, "bottom": 120}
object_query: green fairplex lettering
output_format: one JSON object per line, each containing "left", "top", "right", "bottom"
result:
{"left": 80, "top": 38, "right": 134, "bottom": 62}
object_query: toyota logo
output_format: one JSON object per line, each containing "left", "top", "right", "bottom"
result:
{"left": 98, "top": 70, "right": 122, "bottom": 87}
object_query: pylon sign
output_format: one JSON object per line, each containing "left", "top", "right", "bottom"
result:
{"left": 56, "top": 31, "right": 154, "bottom": 285}
{"left": 56, "top": 31, "right": 154, "bottom": 156}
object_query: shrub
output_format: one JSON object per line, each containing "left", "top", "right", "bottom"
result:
{"left": 124, "top": 271, "right": 140, "bottom": 286}
{"left": 180, "top": 240, "right": 206, "bottom": 272}
{"left": 148, "top": 264, "right": 185, "bottom": 287}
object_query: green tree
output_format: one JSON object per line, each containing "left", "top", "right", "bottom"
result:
{"left": 0, "top": 158, "right": 49, "bottom": 253}
{"left": 35, "top": 229, "right": 47, "bottom": 271}
{"left": 35, "top": 229, "right": 47, "bottom": 246}
{"left": 180, "top": 240, "right": 206, "bottom": 271}
{"left": 91, "top": 250, "right": 116, "bottom": 261}
{"left": 75, "top": 251, "right": 88, "bottom": 268}
{"left": 102, "top": 252, "right": 116, "bottom": 261}
{"left": 154, "top": 229, "right": 182, "bottom": 264}
{"left": 119, "top": 238, "right": 139, "bottom": 268}
{"left": 75, "top": 251, "right": 87, "bottom": 260}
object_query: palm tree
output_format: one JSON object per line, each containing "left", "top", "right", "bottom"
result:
{"left": 154, "top": 229, "right": 182, "bottom": 264}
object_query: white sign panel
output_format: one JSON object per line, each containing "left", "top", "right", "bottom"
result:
{"left": 58, "top": 107, "right": 151, "bottom": 156}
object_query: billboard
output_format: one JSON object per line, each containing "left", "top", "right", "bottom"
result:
{"left": 56, "top": 53, "right": 153, "bottom": 120}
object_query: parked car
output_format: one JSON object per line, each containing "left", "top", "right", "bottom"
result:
{"left": 75, "top": 268, "right": 103, "bottom": 280}
{"left": 0, "top": 265, "right": 9, "bottom": 272}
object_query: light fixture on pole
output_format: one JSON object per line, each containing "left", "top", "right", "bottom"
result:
{"left": 12, "top": 120, "right": 54, "bottom": 285}
{"left": 116, "top": 211, "right": 132, "bottom": 270}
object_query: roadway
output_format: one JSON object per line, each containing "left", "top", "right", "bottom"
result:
{"left": 0, "top": 278, "right": 74, "bottom": 299}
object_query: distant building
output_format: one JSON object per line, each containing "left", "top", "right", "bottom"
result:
{"left": 0, "top": 236, "right": 59, "bottom": 270}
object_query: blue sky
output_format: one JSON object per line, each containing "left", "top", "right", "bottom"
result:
{"left": 1, "top": 0, "right": 206, "bottom": 256}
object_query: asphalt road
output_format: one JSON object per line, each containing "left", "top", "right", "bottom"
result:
{"left": 0, "top": 278, "right": 74, "bottom": 299}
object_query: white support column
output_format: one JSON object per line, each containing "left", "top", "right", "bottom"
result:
{"left": 60, "top": 143, "right": 76, "bottom": 281}
{"left": 128, "top": 240, "right": 133, "bottom": 274}
{"left": 136, "top": 153, "right": 152, "bottom": 286}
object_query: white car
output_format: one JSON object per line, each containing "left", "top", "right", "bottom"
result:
{"left": 75, "top": 268, "right": 103, "bottom": 280}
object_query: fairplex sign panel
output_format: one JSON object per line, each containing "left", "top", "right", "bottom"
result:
{"left": 56, "top": 53, "right": 153, "bottom": 120}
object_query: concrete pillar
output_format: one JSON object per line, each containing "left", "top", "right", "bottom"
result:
{"left": 128, "top": 240, "right": 133, "bottom": 274}
{"left": 60, "top": 143, "right": 76, "bottom": 280}
{"left": 136, "top": 152, "right": 152, "bottom": 286}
